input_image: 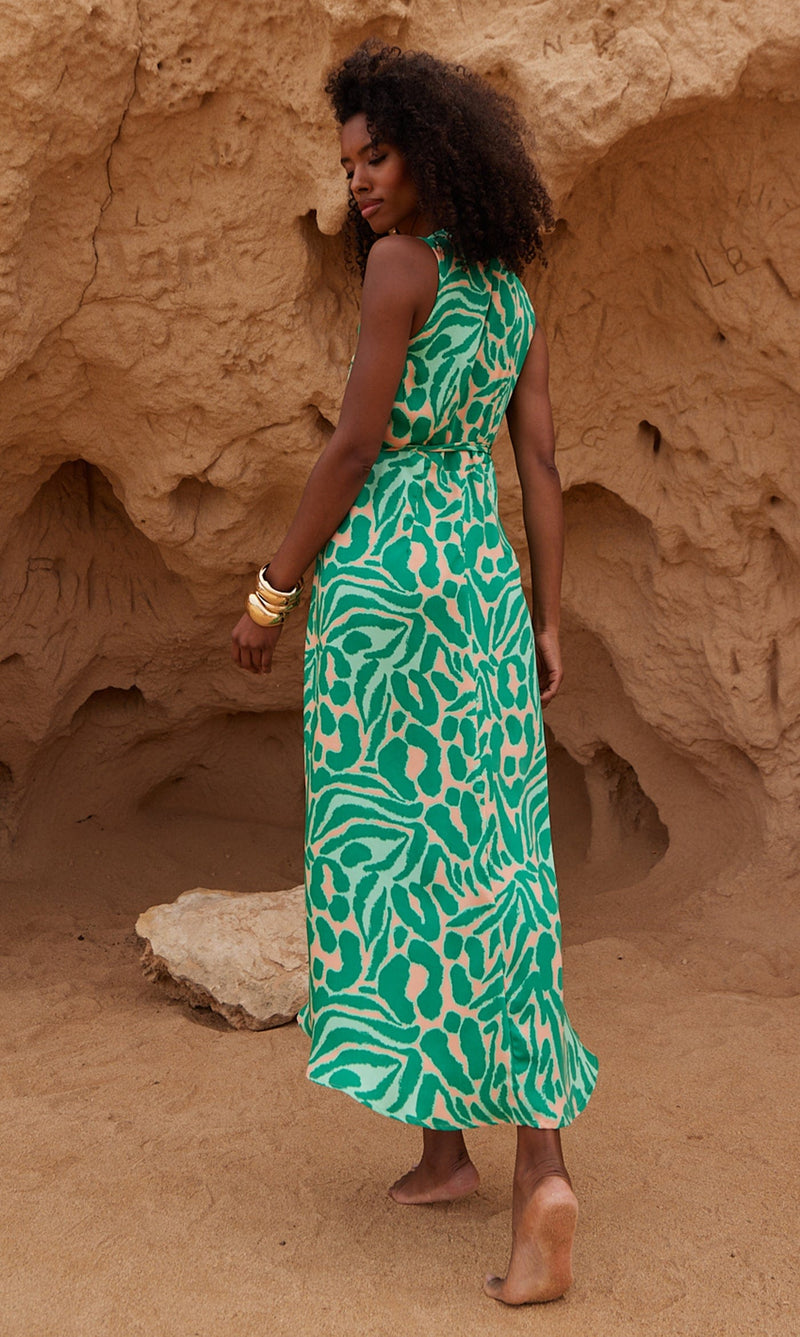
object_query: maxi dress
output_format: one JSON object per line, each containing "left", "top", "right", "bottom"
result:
{"left": 296, "top": 229, "right": 598, "bottom": 1130}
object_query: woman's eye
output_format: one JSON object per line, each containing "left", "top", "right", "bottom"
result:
{"left": 343, "top": 152, "right": 385, "bottom": 182}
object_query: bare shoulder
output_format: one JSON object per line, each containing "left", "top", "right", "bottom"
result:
{"left": 514, "top": 320, "right": 550, "bottom": 393}
{"left": 364, "top": 233, "right": 438, "bottom": 288}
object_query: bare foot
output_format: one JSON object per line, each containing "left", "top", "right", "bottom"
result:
{"left": 484, "top": 1173, "right": 578, "bottom": 1304}
{"left": 388, "top": 1154, "right": 479, "bottom": 1205}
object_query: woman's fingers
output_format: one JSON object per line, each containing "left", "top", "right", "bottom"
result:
{"left": 540, "top": 669, "right": 562, "bottom": 706}
{"left": 535, "top": 631, "right": 563, "bottom": 706}
{"left": 231, "top": 631, "right": 259, "bottom": 674}
{"left": 258, "top": 634, "right": 278, "bottom": 673}
{"left": 540, "top": 666, "right": 562, "bottom": 704}
{"left": 231, "top": 616, "right": 282, "bottom": 674}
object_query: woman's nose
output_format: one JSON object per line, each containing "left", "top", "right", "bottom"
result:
{"left": 350, "top": 163, "right": 369, "bottom": 195}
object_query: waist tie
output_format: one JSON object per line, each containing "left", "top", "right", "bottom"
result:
{"left": 379, "top": 439, "right": 493, "bottom": 459}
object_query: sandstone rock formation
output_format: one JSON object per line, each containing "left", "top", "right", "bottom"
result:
{"left": 136, "top": 885, "right": 307, "bottom": 1028}
{"left": 0, "top": 1, "right": 798, "bottom": 901}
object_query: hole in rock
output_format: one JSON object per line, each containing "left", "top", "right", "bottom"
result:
{"left": 313, "top": 407, "right": 335, "bottom": 436}
{"left": 9, "top": 459, "right": 186, "bottom": 630}
{"left": 73, "top": 685, "right": 147, "bottom": 727}
{"left": 136, "top": 710, "right": 304, "bottom": 830}
{"left": 769, "top": 495, "right": 781, "bottom": 506}
{"left": 29, "top": 458, "right": 114, "bottom": 526}
{"left": 714, "top": 330, "right": 727, "bottom": 343}
{"left": 172, "top": 475, "right": 203, "bottom": 510}
{"left": 128, "top": 710, "right": 305, "bottom": 887}
{"left": 169, "top": 473, "right": 227, "bottom": 521}
{"left": 583, "top": 744, "right": 669, "bottom": 880}
{"left": 4, "top": 465, "right": 232, "bottom": 842}
{"left": 563, "top": 481, "right": 659, "bottom": 569}
{"left": 638, "top": 420, "right": 662, "bottom": 454}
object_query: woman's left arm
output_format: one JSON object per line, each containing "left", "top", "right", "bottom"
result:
{"left": 505, "top": 322, "right": 564, "bottom": 705}
{"left": 231, "top": 236, "right": 429, "bottom": 674}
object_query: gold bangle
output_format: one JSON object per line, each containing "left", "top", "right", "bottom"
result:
{"left": 251, "top": 592, "right": 289, "bottom": 614}
{"left": 258, "top": 564, "right": 303, "bottom": 595}
{"left": 253, "top": 588, "right": 300, "bottom": 612}
{"left": 257, "top": 565, "right": 303, "bottom": 606}
{"left": 246, "top": 594, "right": 284, "bottom": 627}
{"left": 252, "top": 591, "right": 298, "bottom": 615}
{"left": 249, "top": 587, "right": 297, "bottom": 617}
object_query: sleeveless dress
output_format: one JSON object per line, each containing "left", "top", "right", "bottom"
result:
{"left": 296, "top": 230, "right": 598, "bottom": 1130}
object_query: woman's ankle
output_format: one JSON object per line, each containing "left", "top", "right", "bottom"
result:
{"left": 421, "top": 1128, "right": 470, "bottom": 1172}
{"left": 514, "top": 1161, "right": 573, "bottom": 1193}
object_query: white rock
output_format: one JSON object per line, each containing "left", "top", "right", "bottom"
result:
{"left": 135, "top": 886, "right": 307, "bottom": 1030}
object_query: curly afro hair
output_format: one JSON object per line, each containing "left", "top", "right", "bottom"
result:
{"left": 325, "top": 41, "right": 554, "bottom": 277}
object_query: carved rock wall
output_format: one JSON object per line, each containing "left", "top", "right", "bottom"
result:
{"left": 1, "top": 0, "right": 798, "bottom": 881}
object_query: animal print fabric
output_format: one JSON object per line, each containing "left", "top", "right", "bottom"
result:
{"left": 296, "top": 231, "right": 598, "bottom": 1129}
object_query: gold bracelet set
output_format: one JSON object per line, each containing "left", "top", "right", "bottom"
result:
{"left": 245, "top": 565, "right": 304, "bottom": 627}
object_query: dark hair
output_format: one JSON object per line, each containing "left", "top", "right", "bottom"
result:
{"left": 325, "top": 41, "right": 554, "bottom": 277}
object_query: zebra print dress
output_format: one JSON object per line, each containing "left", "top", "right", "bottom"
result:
{"left": 296, "top": 229, "right": 598, "bottom": 1129}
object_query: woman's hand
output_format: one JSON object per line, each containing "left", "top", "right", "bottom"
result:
{"left": 534, "top": 628, "right": 563, "bottom": 706}
{"left": 231, "top": 613, "right": 283, "bottom": 675}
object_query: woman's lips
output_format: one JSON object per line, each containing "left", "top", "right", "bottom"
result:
{"left": 360, "top": 201, "right": 382, "bottom": 219}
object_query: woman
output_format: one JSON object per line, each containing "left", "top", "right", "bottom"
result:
{"left": 232, "top": 42, "right": 598, "bottom": 1304}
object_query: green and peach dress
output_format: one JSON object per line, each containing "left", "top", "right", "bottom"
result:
{"left": 296, "top": 229, "right": 597, "bottom": 1130}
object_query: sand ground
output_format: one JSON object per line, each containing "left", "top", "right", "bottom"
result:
{"left": 1, "top": 806, "right": 798, "bottom": 1337}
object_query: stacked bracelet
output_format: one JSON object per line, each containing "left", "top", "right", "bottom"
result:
{"left": 245, "top": 565, "right": 304, "bottom": 627}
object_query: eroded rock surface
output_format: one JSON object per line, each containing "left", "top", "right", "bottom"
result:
{"left": 136, "top": 886, "right": 307, "bottom": 1028}
{"left": 0, "top": 1, "right": 798, "bottom": 886}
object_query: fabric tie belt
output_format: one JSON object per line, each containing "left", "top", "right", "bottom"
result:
{"left": 380, "top": 439, "right": 493, "bottom": 458}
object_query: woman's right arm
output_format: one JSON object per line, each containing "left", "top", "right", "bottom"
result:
{"left": 505, "top": 322, "right": 564, "bottom": 706}
{"left": 231, "top": 234, "right": 437, "bottom": 674}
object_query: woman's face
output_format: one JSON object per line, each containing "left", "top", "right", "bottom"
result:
{"left": 340, "top": 113, "right": 433, "bottom": 236}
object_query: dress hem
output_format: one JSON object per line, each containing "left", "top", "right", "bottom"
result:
{"left": 297, "top": 1016, "right": 599, "bottom": 1132}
